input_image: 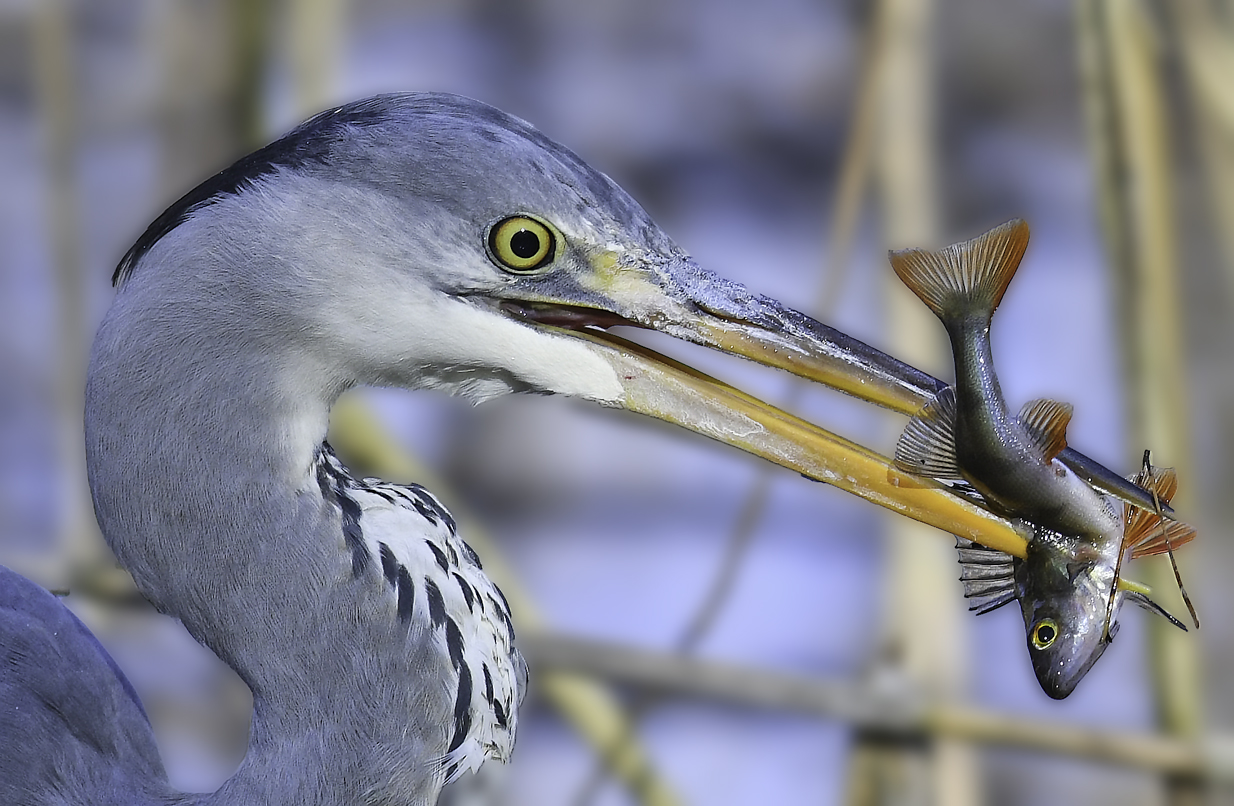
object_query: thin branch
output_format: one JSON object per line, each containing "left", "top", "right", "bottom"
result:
{"left": 568, "top": 8, "right": 893, "bottom": 801}
{"left": 1077, "top": 0, "right": 1202, "bottom": 756}
{"left": 522, "top": 632, "right": 1230, "bottom": 781}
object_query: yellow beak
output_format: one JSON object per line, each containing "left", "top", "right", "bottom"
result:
{"left": 571, "top": 328, "right": 1031, "bottom": 558}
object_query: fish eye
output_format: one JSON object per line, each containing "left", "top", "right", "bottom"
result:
{"left": 1031, "top": 619, "right": 1059, "bottom": 650}
{"left": 487, "top": 215, "right": 557, "bottom": 274}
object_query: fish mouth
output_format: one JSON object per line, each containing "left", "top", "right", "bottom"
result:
{"left": 1035, "top": 640, "right": 1109, "bottom": 700}
{"left": 496, "top": 273, "right": 1029, "bottom": 557}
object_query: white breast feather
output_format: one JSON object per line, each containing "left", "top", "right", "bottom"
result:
{"left": 317, "top": 449, "right": 524, "bottom": 781}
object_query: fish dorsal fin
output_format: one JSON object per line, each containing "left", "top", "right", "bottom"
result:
{"left": 1122, "top": 465, "right": 1196, "bottom": 556}
{"left": 1018, "top": 398, "right": 1073, "bottom": 462}
{"left": 895, "top": 386, "right": 961, "bottom": 480}
{"left": 954, "top": 537, "right": 1017, "bottom": 614}
{"left": 888, "top": 219, "right": 1030, "bottom": 321}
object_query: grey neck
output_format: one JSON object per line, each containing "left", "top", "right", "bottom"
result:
{"left": 85, "top": 246, "right": 451, "bottom": 805}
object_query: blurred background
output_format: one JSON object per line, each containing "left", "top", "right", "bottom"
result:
{"left": 1, "top": 0, "right": 1232, "bottom": 803}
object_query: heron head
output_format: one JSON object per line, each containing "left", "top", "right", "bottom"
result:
{"left": 112, "top": 92, "right": 1020, "bottom": 548}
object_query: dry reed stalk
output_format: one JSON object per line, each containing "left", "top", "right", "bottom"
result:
{"left": 1077, "top": 0, "right": 1202, "bottom": 799}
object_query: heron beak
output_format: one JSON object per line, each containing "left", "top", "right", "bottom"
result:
{"left": 500, "top": 256, "right": 1030, "bottom": 557}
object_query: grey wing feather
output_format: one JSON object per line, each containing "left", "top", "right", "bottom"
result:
{"left": 0, "top": 566, "right": 169, "bottom": 805}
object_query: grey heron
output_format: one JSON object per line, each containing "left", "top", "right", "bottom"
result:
{"left": 0, "top": 93, "right": 1160, "bottom": 805}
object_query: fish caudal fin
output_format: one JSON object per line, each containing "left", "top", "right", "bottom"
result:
{"left": 888, "top": 219, "right": 1030, "bottom": 322}
{"left": 895, "top": 386, "right": 962, "bottom": 479}
{"left": 955, "top": 537, "right": 1018, "bottom": 614}
{"left": 1018, "top": 398, "right": 1072, "bottom": 462}
{"left": 1122, "top": 465, "right": 1196, "bottom": 558}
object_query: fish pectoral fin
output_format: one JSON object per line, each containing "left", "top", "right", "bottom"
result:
{"left": 954, "top": 536, "right": 1018, "bottom": 614}
{"left": 1018, "top": 398, "right": 1072, "bottom": 462}
{"left": 895, "top": 386, "right": 962, "bottom": 479}
{"left": 968, "top": 590, "right": 1018, "bottom": 615}
{"left": 1125, "top": 589, "right": 1188, "bottom": 631}
{"left": 887, "top": 219, "right": 1030, "bottom": 320}
{"left": 1064, "top": 561, "right": 1093, "bottom": 583}
{"left": 960, "top": 561, "right": 1015, "bottom": 581}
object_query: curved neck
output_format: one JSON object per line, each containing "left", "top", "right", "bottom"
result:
{"left": 86, "top": 272, "right": 450, "bottom": 805}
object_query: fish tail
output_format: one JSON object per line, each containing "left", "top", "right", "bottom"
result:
{"left": 888, "top": 219, "right": 1030, "bottom": 323}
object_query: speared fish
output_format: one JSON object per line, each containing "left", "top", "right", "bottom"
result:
{"left": 955, "top": 462, "right": 1192, "bottom": 699}
{"left": 887, "top": 219, "right": 1195, "bottom": 698}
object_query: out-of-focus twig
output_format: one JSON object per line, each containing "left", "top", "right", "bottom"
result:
{"left": 32, "top": 0, "right": 99, "bottom": 581}
{"left": 1173, "top": 0, "right": 1234, "bottom": 306}
{"left": 861, "top": 0, "right": 978, "bottom": 802}
{"left": 1077, "top": 1, "right": 1202, "bottom": 800}
{"left": 228, "top": 0, "right": 271, "bottom": 149}
{"left": 288, "top": 0, "right": 347, "bottom": 119}
{"left": 569, "top": 7, "right": 893, "bottom": 802}
{"left": 523, "top": 632, "right": 1234, "bottom": 781}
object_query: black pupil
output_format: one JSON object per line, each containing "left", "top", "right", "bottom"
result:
{"left": 1038, "top": 624, "right": 1055, "bottom": 643}
{"left": 510, "top": 229, "right": 542, "bottom": 260}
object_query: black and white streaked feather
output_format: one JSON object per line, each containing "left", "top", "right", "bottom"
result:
{"left": 314, "top": 444, "right": 526, "bottom": 780}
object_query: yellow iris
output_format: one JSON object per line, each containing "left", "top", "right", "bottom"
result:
{"left": 488, "top": 215, "right": 556, "bottom": 273}
{"left": 1031, "top": 619, "right": 1059, "bottom": 650}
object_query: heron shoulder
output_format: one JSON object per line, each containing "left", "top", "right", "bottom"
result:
{"left": 0, "top": 566, "right": 168, "bottom": 804}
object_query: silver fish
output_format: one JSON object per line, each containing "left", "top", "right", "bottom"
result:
{"left": 888, "top": 220, "right": 1193, "bottom": 698}
{"left": 957, "top": 464, "right": 1192, "bottom": 698}
{"left": 956, "top": 530, "right": 1118, "bottom": 699}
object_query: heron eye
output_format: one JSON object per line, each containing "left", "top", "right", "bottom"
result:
{"left": 1031, "top": 619, "right": 1059, "bottom": 650}
{"left": 488, "top": 216, "right": 556, "bottom": 273}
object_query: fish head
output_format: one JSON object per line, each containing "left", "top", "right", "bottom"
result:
{"left": 1015, "top": 528, "right": 1119, "bottom": 699}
